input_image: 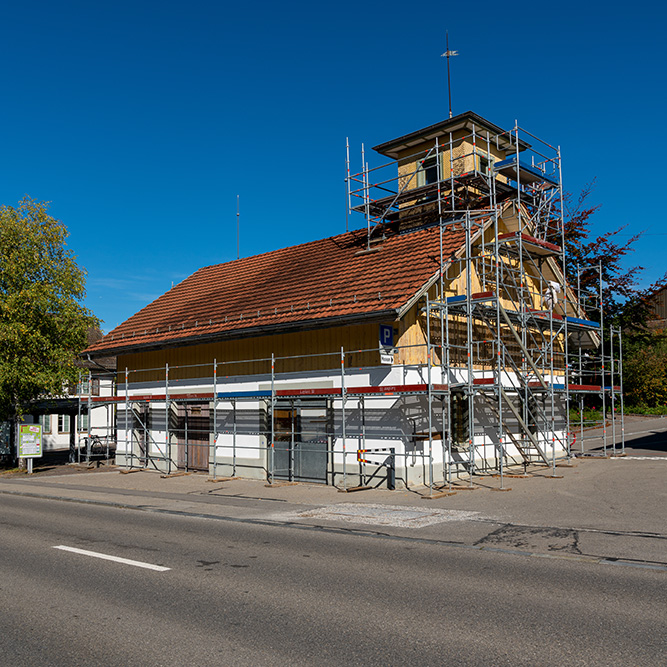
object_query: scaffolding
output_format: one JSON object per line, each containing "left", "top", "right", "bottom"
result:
{"left": 81, "top": 115, "right": 625, "bottom": 489}
{"left": 76, "top": 368, "right": 117, "bottom": 463}
{"left": 83, "top": 349, "right": 452, "bottom": 489}
{"left": 345, "top": 115, "right": 625, "bottom": 480}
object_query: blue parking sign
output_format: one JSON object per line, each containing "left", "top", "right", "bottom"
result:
{"left": 379, "top": 324, "right": 394, "bottom": 349}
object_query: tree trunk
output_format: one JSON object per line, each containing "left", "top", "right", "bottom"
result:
{"left": 12, "top": 416, "right": 24, "bottom": 470}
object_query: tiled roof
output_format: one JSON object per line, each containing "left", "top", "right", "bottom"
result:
{"left": 85, "top": 224, "right": 466, "bottom": 356}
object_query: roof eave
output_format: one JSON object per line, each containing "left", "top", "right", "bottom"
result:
{"left": 397, "top": 272, "right": 442, "bottom": 320}
{"left": 373, "top": 110, "right": 531, "bottom": 159}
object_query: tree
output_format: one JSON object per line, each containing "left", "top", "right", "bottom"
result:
{"left": 0, "top": 198, "right": 99, "bottom": 464}
{"left": 561, "top": 184, "right": 667, "bottom": 410}
{"left": 562, "top": 182, "right": 667, "bottom": 329}
{"left": 622, "top": 331, "right": 667, "bottom": 409}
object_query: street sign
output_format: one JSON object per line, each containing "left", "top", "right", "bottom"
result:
{"left": 379, "top": 324, "right": 394, "bottom": 349}
{"left": 19, "top": 424, "right": 42, "bottom": 458}
{"left": 380, "top": 353, "right": 394, "bottom": 365}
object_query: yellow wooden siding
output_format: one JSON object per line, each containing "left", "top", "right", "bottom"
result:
{"left": 395, "top": 301, "right": 428, "bottom": 366}
{"left": 119, "top": 322, "right": 396, "bottom": 384}
{"left": 396, "top": 129, "right": 508, "bottom": 193}
{"left": 404, "top": 212, "right": 570, "bottom": 371}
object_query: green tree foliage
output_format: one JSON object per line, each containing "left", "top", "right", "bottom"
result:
{"left": 622, "top": 331, "right": 667, "bottom": 409}
{"left": 0, "top": 198, "right": 99, "bottom": 457}
{"left": 563, "top": 182, "right": 667, "bottom": 328}
{"left": 561, "top": 185, "right": 667, "bottom": 410}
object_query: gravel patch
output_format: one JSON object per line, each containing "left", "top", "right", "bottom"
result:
{"left": 281, "top": 503, "right": 483, "bottom": 528}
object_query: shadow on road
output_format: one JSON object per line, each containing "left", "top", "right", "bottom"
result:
{"left": 622, "top": 430, "right": 667, "bottom": 454}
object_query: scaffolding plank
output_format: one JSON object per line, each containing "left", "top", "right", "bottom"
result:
{"left": 566, "top": 316, "right": 600, "bottom": 329}
{"left": 528, "top": 382, "right": 566, "bottom": 390}
{"left": 349, "top": 383, "right": 448, "bottom": 396}
{"left": 277, "top": 388, "right": 341, "bottom": 397}
{"left": 494, "top": 156, "right": 559, "bottom": 187}
{"left": 217, "top": 390, "right": 272, "bottom": 398}
{"left": 120, "top": 393, "right": 167, "bottom": 402}
{"left": 90, "top": 396, "right": 123, "bottom": 403}
{"left": 99, "top": 392, "right": 217, "bottom": 403}
{"left": 93, "top": 383, "right": 454, "bottom": 405}
{"left": 568, "top": 384, "right": 603, "bottom": 393}
{"left": 170, "top": 392, "right": 216, "bottom": 401}
{"left": 498, "top": 232, "right": 561, "bottom": 255}
{"left": 471, "top": 291, "right": 495, "bottom": 301}
{"left": 529, "top": 309, "right": 564, "bottom": 321}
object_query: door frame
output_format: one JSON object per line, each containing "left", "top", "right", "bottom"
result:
{"left": 176, "top": 402, "right": 210, "bottom": 471}
{"left": 270, "top": 399, "right": 330, "bottom": 483}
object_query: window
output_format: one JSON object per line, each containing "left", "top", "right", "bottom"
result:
{"left": 79, "top": 378, "right": 100, "bottom": 396}
{"left": 477, "top": 151, "right": 495, "bottom": 176}
{"left": 39, "top": 414, "right": 52, "bottom": 434}
{"left": 78, "top": 412, "right": 89, "bottom": 432}
{"left": 58, "top": 414, "right": 70, "bottom": 433}
{"left": 416, "top": 156, "right": 440, "bottom": 188}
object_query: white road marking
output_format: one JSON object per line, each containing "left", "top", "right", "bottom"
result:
{"left": 53, "top": 545, "right": 170, "bottom": 571}
{"left": 609, "top": 456, "right": 667, "bottom": 461}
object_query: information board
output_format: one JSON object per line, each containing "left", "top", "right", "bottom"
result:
{"left": 18, "top": 424, "right": 42, "bottom": 458}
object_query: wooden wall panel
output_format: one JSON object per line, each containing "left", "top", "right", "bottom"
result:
{"left": 120, "top": 321, "right": 392, "bottom": 384}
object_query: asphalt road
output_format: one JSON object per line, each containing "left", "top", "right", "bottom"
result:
{"left": 1, "top": 494, "right": 665, "bottom": 666}
{"left": 576, "top": 414, "right": 667, "bottom": 457}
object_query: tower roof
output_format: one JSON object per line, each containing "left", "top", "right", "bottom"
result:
{"left": 372, "top": 110, "right": 530, "bottom": 159}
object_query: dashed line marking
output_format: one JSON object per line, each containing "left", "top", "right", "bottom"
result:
{"left": 53, "top": 545, "right": 170, "bottom": 571}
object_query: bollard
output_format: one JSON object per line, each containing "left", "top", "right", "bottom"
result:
{"left": 387, "top": 448, "right": 396, "bottom": 490}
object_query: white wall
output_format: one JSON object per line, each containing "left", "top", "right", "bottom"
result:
{"left": 114, "top": 364, "right": 569, "bottom": 484}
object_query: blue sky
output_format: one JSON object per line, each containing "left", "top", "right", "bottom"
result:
{"left": 1, "top": 0, "right": 665, "bottom": 332}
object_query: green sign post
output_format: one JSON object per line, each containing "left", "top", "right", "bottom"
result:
{"left": 19, "top": 424, "right": 42, "bottom": 474}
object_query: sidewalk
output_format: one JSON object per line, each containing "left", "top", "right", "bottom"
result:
{"left": 1, "top": 450, "right": 665, "bottom": 570}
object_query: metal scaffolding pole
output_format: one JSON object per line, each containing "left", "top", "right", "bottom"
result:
{"left": 464, "top": 211, "right": 475, "bottom": 486}
{"left": 341, "top": 346, "right": 347, "bottom": 489}
{"left": 270, "top": 353, "right": 275, "bottom": 484}
{"left": 610, "top": 327, "right": 617, "bottom": 456}
{"left": 213, "top": 359, "right": 218, "bottom": 480}
{"left": 123, "top": 368, "right": 129, "bottom": 469}
{"left": 427, "top": 292, "right": 434, "bottom": 496}
{"left": 165, "top": 363, "right": 171, "bottom": 475}
{"left": 618, "top": 328, "right": 625, "bottom": 454}
{"left": 599, "top": 262, "right": 607, "bottom": 456}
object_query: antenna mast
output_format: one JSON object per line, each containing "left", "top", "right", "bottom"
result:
{"left": 236, "top": 195, "right": 240, "bottom": 260}
{"left": 441, "top": 32, "right": 458, "bottom": 119}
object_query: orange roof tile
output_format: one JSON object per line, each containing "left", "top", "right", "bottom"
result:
{"left": 85, "top": 224, "right": 466, "bottom": 356}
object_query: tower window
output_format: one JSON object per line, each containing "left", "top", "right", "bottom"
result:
{"left": 416, "top": 156, "right": 440, "bottom": 187}
{"left": 477, "top": 151, "right": 494, "bottom": 176}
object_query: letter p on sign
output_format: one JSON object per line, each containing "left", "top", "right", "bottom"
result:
{"left": 379, "top": 324, "right": 394, "bottom": 349}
